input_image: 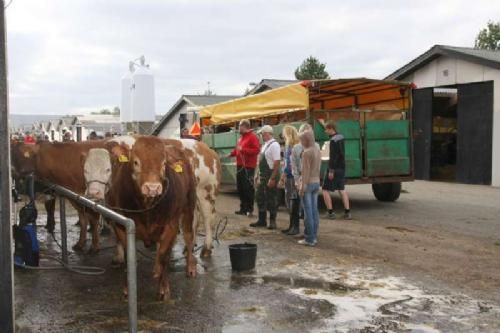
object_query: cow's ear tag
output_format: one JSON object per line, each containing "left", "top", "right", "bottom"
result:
{"left": 24, "top": 151, "right": 30, "bottom": 158}
{"left": 118, "top": 155, "right": 129, "bottom": 163}
{"left": 173, "top": 162, "right": 183, "bottom": 173}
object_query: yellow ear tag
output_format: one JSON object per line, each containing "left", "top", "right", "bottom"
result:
{"left": 24, "top": 151, "right": 30, "bottom": 158}
{"left": 174, "top": 162, "right": 183, "bottom": 173}
{"left": 118, "top": 155, "right": 129, "bottom": 163}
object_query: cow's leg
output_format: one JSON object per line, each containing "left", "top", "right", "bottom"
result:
{"left": 112, "top": 243, "right": 125, "bottom": 267}
{"left": 113, "top": 225, "right": 129, "bottom": 298}
{"left": 73, "top": 209, "right": 88, "bottom": 252}
{"left": 44, "top": 195, "right": 56, "bottom": 233}
{"left": 198, "top": 195, "right": 215, "bottom": 258}
{"left": 88, "top": 213, "right": 101, "bottom": 254}
{"left": 153, "top": 222, "right": 178, "bottom": 301}
{"left": 181, "top": 209, "right": 197, "bottom": 277}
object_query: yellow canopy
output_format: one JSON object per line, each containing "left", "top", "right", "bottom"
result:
{"left": 199, "top": 83, "right": 309, "bottom": 124}
{"left": 200, "top": 78, "right": 411, "bottom": 125}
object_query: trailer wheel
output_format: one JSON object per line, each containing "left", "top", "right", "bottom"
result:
{"left": 372, "top": 182, "right": 401, "bottom": 202}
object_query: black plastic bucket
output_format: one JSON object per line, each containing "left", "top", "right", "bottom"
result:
{"left": 229, "top": 243, "right": 257, "bottom": 271}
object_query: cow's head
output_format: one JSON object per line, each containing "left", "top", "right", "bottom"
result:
{"left": 10, "top": 142, "right": 39, "bottom": 178}
{"left": 110, "top": 136, "right": 169, "bottom": 198}
{"left": 83, "top": 148, "right": 112, "bottom": 201}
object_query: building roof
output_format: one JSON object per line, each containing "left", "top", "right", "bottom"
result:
{"left": 151, "top": 94, "right": 239, "bottom": 135}
{"left": 9, "top": 114, "right": 62, "bottom": 132}
{"left": 246, "top": 78, "right": 298, "bottom": 95}
{"left": 386, "top": 45, "right": 500, "bottom": 80}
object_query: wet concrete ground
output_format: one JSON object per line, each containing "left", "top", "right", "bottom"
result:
{"left": 14, "top": 181, "right": 500, "bottom": 332}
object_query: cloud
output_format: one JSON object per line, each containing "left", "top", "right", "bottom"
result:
{"left": 6, "top": 0, "right": 500, "bottom": 115}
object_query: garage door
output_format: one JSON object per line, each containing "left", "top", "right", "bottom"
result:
{"left": 456, "top": 81, "right": 493, "bottom": 185}
{"left": 412, "top": 88, "right": 433, "bottom": 180}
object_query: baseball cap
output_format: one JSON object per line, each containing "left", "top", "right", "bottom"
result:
{"left": 258, "top": 125, "right": 273, "bottom": 134}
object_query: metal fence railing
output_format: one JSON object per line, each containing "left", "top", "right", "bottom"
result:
{"left": 41, "top": 180, "right": 138, "bottom": 333}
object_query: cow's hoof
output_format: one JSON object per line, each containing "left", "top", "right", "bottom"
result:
{"left": 158, "top": 289, "right": 170, "bottom": 301}
{"left": 111, "top": 261, "right": 124, "bottom": 269}
{"left": 72, "top": 243, "right": 85, "bottom": 252}
{"left": 122, "top": 286, "right": 128, "bottom": 301}
{"left": 87, "top": 247, "right": 100, "bottom": 255}
{"left": 186, "top": 260, "right": 197, "bottom": 278}
{"left": 200, "top": 247, "right": 212, "bottom": 258}
{"left": 111, "top": 258, "right": 125, "bottom": 268}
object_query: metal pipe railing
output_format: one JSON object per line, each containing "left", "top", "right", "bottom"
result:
{"left": 40, "top": 181, "right": 138, "bottom": 333}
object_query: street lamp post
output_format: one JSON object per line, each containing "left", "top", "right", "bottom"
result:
{"left": 0, "top": 1, "right": 15, "bottom": 332}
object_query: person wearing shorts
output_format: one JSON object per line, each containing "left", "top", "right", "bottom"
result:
{"left": 322, "top": 121, "right": 352, "bottom": 220}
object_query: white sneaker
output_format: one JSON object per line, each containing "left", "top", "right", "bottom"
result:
{"left": 297, "top": 239, "right": 316, "bottom": 247}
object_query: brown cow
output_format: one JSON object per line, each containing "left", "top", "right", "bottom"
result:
{"left": 105, "top": 136, "right": 197, "bottom": 299}
{"left": 85, "top": 137, "right": 221, "bottom": 263}
{"left": 10, "top": 140, "right": 107, "bottom": 253}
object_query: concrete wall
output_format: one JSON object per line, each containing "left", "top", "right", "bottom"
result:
{"left": 403, "top": 56, "right": 500, "bottom": 187}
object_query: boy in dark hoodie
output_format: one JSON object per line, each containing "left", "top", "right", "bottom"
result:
{"left": 322, "top": 121, "right": 352, "bottom": 220}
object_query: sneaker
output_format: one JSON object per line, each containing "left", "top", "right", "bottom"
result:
{"left": 326, "top": 212, "right": 336, "bottom": 220}
{"left": 343, "top": 212, "right": 352, "bottom": 220}
{"left": 298, "top": 239, "right": 316, "bottom": 247}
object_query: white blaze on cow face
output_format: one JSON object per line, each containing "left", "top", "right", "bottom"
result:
{"left": 84, "top": 148, "right": 112, "bottom": 201}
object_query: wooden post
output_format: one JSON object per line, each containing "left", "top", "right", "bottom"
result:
{"left": 0, "top": 0, "right": 15, "bottom": 332}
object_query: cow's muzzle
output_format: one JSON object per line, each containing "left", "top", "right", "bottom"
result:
{"left": 85, "top": 180, "right": 109, "bottom": 201}
{"left": 141, "top": 182, "right": 163, "bottom": 197}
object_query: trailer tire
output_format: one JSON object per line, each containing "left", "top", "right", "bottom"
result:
{"left": 372, "top": 182, "right": 401, "bottom": 202}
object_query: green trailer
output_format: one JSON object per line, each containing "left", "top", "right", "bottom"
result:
{"left": 200, "top": 79, "right": 414, "bottom": 201}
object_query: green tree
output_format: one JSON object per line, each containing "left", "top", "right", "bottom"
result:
{"left": 474, "top": 21, "right": 500, "bottom": 50}
{"left": 91, "top": 107, "right": 120, "bottom": 115}
{"left": 294, "top": 56, "right": 330, "bottom": 80}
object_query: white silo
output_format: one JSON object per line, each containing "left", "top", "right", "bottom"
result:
{"left": 130, "top": 60, "right": 155, "bottom": 123}
{"left": 120, "top": 68, "right": 133, "bottom": 123}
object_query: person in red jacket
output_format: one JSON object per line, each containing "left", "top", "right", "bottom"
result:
{"left": 227, "top": 119, "right": 260, "bottom": 216}
{"left": 23, "top": 132, "right": 36, "bottom": 144}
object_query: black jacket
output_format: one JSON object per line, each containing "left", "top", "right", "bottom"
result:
{"left": 328, "top": 133, "right": 345, "bottom": 170}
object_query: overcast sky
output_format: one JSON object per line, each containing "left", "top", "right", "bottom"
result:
{"left": 6, "top": 0, "right": 500, "bottom": 115}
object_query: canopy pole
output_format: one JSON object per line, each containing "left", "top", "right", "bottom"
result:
{"left": 0, "top": 0, "right": 15, "bottom": 332}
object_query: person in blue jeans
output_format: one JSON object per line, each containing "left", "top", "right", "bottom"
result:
{"left": 298, "top": 130, "right": 321, "bottom": 246}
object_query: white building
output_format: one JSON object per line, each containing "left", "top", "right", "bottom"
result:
{"left": 386, "top": 45, "right": 500, "bottom": 187}
{"left": 152, "top": 95, "right": 239, "bottom": 138}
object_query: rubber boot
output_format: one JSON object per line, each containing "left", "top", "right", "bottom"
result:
{"left": 287, "top": 199, "right": 300, "bottom": 236}
{"left": 281, "top": 210, "right": 293, "bottom": 234}
{"left": 268, "top": 213, "right": 277, "bottom": 230}
{"left": 250, "top": 211, "right": 267, "bottom": 228}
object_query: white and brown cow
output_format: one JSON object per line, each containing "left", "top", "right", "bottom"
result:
{"left": 84, "top": 136, "right": 221, "bottom": 262}
{"left": 11, "top": 140, "right": 107, "bottom": 253}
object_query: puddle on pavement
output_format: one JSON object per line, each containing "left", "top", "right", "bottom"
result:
{"left": 261, "top": 262, "right": 500, "bottom": 333}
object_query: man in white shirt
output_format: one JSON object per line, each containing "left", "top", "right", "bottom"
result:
{"left": 250, "top": 125, "right": 281, "bottom": 229}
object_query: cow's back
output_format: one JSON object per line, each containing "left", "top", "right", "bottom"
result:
{"left": 36, "top": 141, "right": 106, "bottom": 193}
{"left": 163, "top": 138, "right": 221, "bottom": 192}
